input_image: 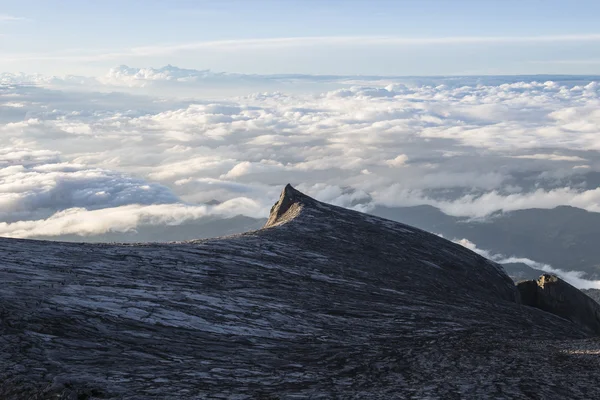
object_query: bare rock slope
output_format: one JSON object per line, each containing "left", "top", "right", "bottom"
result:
{"left": 518, "top": 274, "right": 600, "bottom": 335}
{"left": 1, "top": 185, "right": 600, "bottom": 399}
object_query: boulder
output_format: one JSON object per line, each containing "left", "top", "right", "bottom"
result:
{"left": 517, "top": 274, "right": 600, "bottom": 335}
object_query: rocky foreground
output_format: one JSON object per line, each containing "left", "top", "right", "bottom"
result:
{"left": 1, "top": 185, "right": 600, "bottom": 399}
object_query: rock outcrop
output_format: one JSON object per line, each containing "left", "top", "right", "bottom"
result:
{"left": 1, "top": 185, "right": 600, "bottom": 399}
{"left": 264, "top": 183, "right": 310, "bottom": 228}
{"left": 518, "top": 274, "right": 600, "bottom": 335}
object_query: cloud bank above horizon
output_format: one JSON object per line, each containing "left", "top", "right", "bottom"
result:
{"left": 1, "top": 66, "right": 600, "bottom": 240}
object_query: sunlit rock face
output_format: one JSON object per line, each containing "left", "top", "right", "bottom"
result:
{"left": 1, "top": 185, "right": 600, "bottom": 399}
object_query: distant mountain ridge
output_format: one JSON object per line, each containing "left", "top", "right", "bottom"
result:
{"left": 371, "top": 204, "right": 600, "bottom": 277}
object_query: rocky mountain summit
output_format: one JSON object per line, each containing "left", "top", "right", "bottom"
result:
{"left": 1, "top": 185, "right": 600, "bottom": 399}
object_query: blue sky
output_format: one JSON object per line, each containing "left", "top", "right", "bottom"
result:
{"left": 2, "top": 0, "right": 600, "bottom": 76}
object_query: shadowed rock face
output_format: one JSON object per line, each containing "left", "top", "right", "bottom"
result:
{"left": 518, "top": 274, "right": 600, "bottom": 335}
{"left": 2, "top": 185, "right": 600, "bottom": 399}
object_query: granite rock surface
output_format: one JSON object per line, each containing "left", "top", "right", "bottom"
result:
{"left": 1, "top": 185, "right": 600, "bottom": 399}
{"left": 518, "top": 274, "right": 600, "bottom": 335}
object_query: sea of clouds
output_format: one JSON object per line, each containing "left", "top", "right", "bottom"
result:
{"left": 1, "top": 66, "right": 599, "bottom": 240}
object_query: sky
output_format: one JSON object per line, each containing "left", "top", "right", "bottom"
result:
{"left": 2, "top": 0, "right": 600, "bottom": 76}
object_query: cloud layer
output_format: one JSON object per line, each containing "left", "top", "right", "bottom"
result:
{"left": 1, "top": 68, "right": 600, "bottom": 238}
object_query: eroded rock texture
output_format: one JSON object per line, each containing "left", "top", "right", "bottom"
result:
{"left": 517, "top": 274, "right": 600, "bottom": 335}
{"left": 1, "top": 185, "right": 600, "bottom": 399}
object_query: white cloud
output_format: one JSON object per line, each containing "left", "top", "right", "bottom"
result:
{"left": 0, "top": 146, "right": 270, "bottom": 238}
{"left": 385, "top": 154, "right": 408, "bottom": 167}
{"left": 456, "top": 238, "right": 600, "bottom": 289}
{"left": 374, "top": 186, "right": 600, "bottom": 218}
{"left": 220, "top": 160, "right": 286, "bottom": 179}
{"left": 0, "top": 147, "right": 180, "bottom": 221}
{"left": 0, "top": 197, "right": 265, "bottom": 239}
{"left": 1, "top": 72, "right": 600, "bottom": 238}
{"left": 1, "top": 101, "right": 25, "bottom": 108}
{"left": 510, "top": 154, "right": 588, "bottom": 162}
{"left": 99, "top": 65, "right": 241, "bottom": 87}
